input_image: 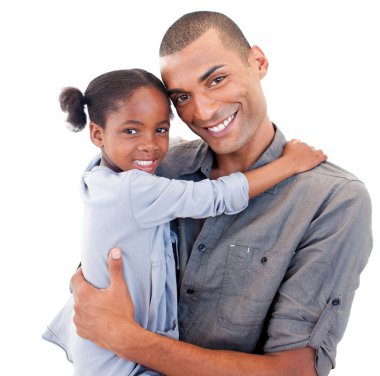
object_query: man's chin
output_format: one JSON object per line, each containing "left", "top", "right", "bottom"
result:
{"left": 208, "top": 139, "right": 242, "bottom": 156}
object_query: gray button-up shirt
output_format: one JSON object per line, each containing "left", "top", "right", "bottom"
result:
{"left": 157, "top": 127, "right": 373, "bottom": 376}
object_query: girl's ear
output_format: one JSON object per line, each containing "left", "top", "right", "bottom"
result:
{"left": 90, "top": 122, "right": 104, "bottom": 147}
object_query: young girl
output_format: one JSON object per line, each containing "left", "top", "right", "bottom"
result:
{"left": 43, "top": 69, "right": 326, "bottom": 375}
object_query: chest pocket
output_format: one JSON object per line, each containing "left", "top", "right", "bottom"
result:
{"left": 217, "top": 244, "right": 293, "bottom": 334}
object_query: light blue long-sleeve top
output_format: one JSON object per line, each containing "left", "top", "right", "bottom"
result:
{"left": 43, "top": 155, "right": 249, "bottom": 376}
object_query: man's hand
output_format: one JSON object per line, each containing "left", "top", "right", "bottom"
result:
{"left": 71, "top": 248, "right": 140, "bottom": 357}
{"left": 70, "top": 248, "right": 317, "bottom": 376}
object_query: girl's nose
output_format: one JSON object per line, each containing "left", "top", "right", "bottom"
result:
{"left": 137, "top": 135, "right": 159, "bottom": 152}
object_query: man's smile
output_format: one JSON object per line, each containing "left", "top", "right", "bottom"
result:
{"left": 204, "top": 112, "right": 237, "bottom": 138}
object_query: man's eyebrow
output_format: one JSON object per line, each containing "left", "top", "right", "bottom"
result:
{"left": 166, "top": 88, "right": 184, "bottom": 96}
{"left": 166, "top": 65, "right": 225, "bottom": 96}
{"left": 199, "top": 65, "right": 225, "bottom": 83}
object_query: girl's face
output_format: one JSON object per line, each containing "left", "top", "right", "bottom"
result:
{"left": 91, "top": 86, "right": 171, "bottom": 173}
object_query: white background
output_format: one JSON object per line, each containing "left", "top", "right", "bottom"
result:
{"left": 0, "top": 0, "right": 378, "bottom": 375}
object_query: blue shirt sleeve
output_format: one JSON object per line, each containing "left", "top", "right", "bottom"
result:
{"left": 128, "top": 170, "right": 249, "bottom": 228}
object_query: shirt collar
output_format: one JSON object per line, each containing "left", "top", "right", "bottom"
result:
{"left": 177, "top": 124, "right": 286, "bottom": 181}
{"left": 164, "top": 139, "right": 213, "bottom": 177}
{"left": 251, "top": 125, "right": 287, "bottom": 170}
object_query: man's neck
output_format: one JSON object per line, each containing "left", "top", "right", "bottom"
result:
{"left": 211, "top": 121, "right": 275, "bottom": 179}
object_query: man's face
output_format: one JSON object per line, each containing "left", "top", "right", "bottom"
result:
{"left": 160, "top": 29, "right": 269, "bottom": 156}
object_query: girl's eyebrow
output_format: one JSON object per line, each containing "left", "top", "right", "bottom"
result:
{"left": 166, "top": 64, "right": 225, "bottom": 96}
{"left": 117, "top": 119, "right": 144, "bottom": 127}
{"left": 117, "top": 119, "right": 171, "bottom": 127}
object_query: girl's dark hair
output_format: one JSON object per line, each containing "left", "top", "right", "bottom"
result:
{"left": 59, "top": 69, "right": 172, "bottom": 132}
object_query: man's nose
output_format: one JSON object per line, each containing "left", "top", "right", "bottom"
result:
{"left": 192, "top": 94, "right": 218, "bottom": 123}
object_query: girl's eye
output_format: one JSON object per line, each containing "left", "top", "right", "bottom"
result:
{"left": 156, "top": 127, "right": 169, "bottom": 134}
{"left": 210, "top": 75, "right": 225, "bottom": 87}
{"left": 123, "top": 128, "right": 138, "bottom": 135}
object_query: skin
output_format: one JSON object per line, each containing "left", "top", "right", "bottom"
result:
{"left": 160, "top": 29, "right": 274, "bottom": 178}
{"left": 71, "top": 30, "right": 319, "bottom": 375}
{"left": 90, "top": 86, "right": 171, "bottom": 174}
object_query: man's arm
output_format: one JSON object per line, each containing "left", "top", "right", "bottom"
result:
{"left": 72, "top": 248, "right": 317, "bottom": 376}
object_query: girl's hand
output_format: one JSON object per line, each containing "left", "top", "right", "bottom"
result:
{"left": 283, "top": 139, "right": 327, "bottom": 174}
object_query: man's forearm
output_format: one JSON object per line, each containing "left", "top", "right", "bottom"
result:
{"left": 72, "top": 250, "right": 316, "bottom": 375}
{"left": 115, "top": 325, "right": 316, "bottom": 376}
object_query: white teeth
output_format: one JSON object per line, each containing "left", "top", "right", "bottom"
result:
{"left": 209, "top": 114, "right": 235, "bottom": 133}
{"left": 134, "top": 160, "right": 153, "bottom": 166}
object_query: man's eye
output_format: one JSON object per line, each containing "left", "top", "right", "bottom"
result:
{"left": 174, "top": 94, "right": 190, "bottom": 104}
{"left": 210, "top": 76, "right": 225, "bottom": 87}
{"left": 123, "top": 129, "right": 138, "bottom": 135}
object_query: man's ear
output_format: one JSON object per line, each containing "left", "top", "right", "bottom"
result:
{"left": 249, "top": 45, "right": 269, "bottom": 79}
{"left": 90, "top": 122, "right": 104, "bottom": 147}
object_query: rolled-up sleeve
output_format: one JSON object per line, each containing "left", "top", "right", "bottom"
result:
{"left": 264, "top": 180, "right": 373, "bottom": 376}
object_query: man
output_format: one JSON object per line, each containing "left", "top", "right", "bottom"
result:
{"left": 71, "top": 11, "right": 372, "bottom": 376}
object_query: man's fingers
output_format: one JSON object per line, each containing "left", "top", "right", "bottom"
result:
{"left": 108, "top": 248, "right": 124, "bottom": 288}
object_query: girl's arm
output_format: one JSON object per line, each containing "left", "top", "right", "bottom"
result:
{"left": 130, "top": 140, "right": 326, "bottom": 228}
{"left": 244, "top": 139, "right": 327, "bottom": 198}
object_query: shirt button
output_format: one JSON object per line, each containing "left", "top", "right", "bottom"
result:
{"left": 260, "top": 256, "right": 268, "bottom": 265}
{"left": 332, "top": 298, "right": 341, "bottom": 306}
{"left": 186, "top": 289, "right": 195, "bottom": 294}
{"left": 198, "top": 244, "right": 206, "bottom": 252}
